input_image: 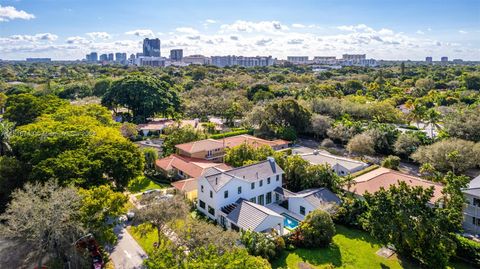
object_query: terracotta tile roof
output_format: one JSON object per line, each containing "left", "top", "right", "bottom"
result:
{"left": 221, "top": 134, "right": 289, "bottom": 149}
{"left": 155, "top": 154, "right": 231, "bottom": 178}
{"left": 175, "top": 139, "right": 224, "bottom": 153}
{"left": 348, "top": 167, "right": 444, "bottom": 203}
{"left": 171, "top": 177, "right": 198, "bottom": 192}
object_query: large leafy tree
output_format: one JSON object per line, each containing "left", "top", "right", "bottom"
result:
{"left": 161, "top": 125, "right": 206, "bottom": 156}
{"left": 133, "top": 195, "right": 189, "bottom": 246}
{"left": 78, "top": 185, "right": 128, "bottom": 244}
{"left": 443, "top": 106, "right": 480, "bottom": 142}
{"left": 10, "top": 104, "right": 144, "bottom": 189}
{"left": 291, "top": 209, "right": 335, "bottom": 248}
{"left": 0, "top": 181, "right": 87, "bottom": 268}
{"left": 411, "top": 138, "right": 480, "bottom": 174}
{"left": 362, "top": 182, "right": 456, "bottom": 268}
{"left": 102, "top": 75, "right": 180, "bottom": 123}
{"left": 224, "top": 143, "right": 275, "bottom": 167}
{"left": 3, "top": 94, "right": 67, "bottom": 126}
{"left": 264, "top": 99, "right": 311, "bottom": 134}
{"left": 144, "top": 243, "right": 271, "bottom": 269}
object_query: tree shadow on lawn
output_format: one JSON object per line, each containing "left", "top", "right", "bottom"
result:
{"left": 273, "top": 243, "right": 342, "bottom": 268}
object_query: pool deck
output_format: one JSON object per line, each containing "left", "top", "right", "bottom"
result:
{"left": 266, "top": 203, "right": 305, "bottom": 234}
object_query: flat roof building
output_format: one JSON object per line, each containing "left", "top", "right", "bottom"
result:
{"left": 170, "top": 49, "right": 183, "bottom": 61}
{"left": 143, "top": 38, "right": 161, "bottom": 57}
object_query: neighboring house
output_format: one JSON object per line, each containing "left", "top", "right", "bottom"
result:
{"left": 196, "top": 157, "right": 341, "bottom": 234}
{"left": 293, "top": 147, "right": 368, "bottom": 176}
{"left": 197, "top": 157, "right": 285, "bottom": 234}
{"left": 283, "top": 188, "right": 341, "bottom": 218}
{"left": 222, "top": 199, "right": 284, "bottom": 234}
{"left": 462, "top": 175, "right": 480, "bottom": 235}
{"left": 135, "top": 139, "right": 163, "bottom": 155}
{"left": 347, "top": 167, "right": 444, "bottom": 204}
{"left": 155, "top": 154, "right": 231, "bottom": 179}
{"left": 176, "top": 139, "right": 225, "bottom": 162}
{"left": 221, "top": 134, "right": 290, "bottom": 151}
{"left": 172, "top": 177, "right": 198, "bottom": 201}
{"left": 175, "top": 134, "right": 290, "bottom": 162}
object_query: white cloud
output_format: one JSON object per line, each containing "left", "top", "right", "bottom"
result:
{"left": 0, "top": 5, "right": 35, "bottom": 22}
{"left": 205, "top": 19, "right": 217, "bottom": 24}
{"left": 6, "top": 33, "right": 58, "bottom": 42}
{"left": 176, "top": 27, "right": 200, "bottom": 35}
{"left": 86, "top": 32, "right": 111, "bottom": 40}
{"left": 1, "top": 20, "right": 478, "bottom": 61}
{"left": 125, "top": 29, "right": 154, "bottom": 37}
{"left": 66, "top": 36, "right": 91, "bottom": 45}
{"left": 416, "top": 30, "right": 425, "bottom": 35}
{"left": 220, "top": 20, "right": 289, "bottom": 33}
{"left": 292, "top": 23, "right": 306, "bottom": 28}
{"left": 459, "top": 30, "right": 468, "bottom": 34}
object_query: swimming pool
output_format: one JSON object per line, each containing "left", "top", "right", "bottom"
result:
{"left": 281, "top": 213, "right": 300, "bottom": 230}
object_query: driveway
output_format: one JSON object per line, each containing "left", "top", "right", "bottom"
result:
{"left": 109, "top": 225, "right": 147, "bottom": 269}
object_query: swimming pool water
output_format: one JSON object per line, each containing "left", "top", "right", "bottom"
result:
{"left": 281, "top": 213, "right": 299, "bottom": 229}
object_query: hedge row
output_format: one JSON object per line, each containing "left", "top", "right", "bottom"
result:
{"left": 210, "top": 129, "right": 253, "bottom": 139}
{"left": 454, "top": 234, "right": 480, "bottom": 266}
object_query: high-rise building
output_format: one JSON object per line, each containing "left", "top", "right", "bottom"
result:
{"left": 143, "top": 38, "right": 161, "bottom": 57}
{"left": 182, "top": 55, "right": 210, "bottom": 65}
{"left": 342, "top": 54, "right": 366, "bottom": 61}
{"left": 86, "top": 52, "right": 98, "bottom": 62}
{"left": 211, "top": 55, "right": 273, "bottom": 67}
{"left": 108, "top": 53, "right": 114, "bottom": 61}
{"left": 129, "top": 54, "right": 136, "bottom": 60}
{"left": 136, "top": 52, "right": 144, "bottom": 58}
{"left": 99, "top": 54, "right": 108, "bottom": 61}
{"left": 170, "top": 49, "right": 183, "bottom": 61}
{"left": 425, "top": 56, "right": 433, "bottom": 63}
{"left": 441, "top": 56, "right": 448, "bottom": 62}
{"left": 313, "top": 56, "right": 337, "bottom": 64}
{"left": 115, "top": 52, "right": 127, "bottom": 63}
{"left": 287, "top": 56, "right": 309, "bottom": 64}
{"left": 26, "top": 58, "right": 51, "bottom": 63}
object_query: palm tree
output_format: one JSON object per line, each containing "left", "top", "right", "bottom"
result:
{"left": 0, "top": 120, "right": 14, "bottom": 156}
{"left": 408, "top": 104, "right": 426, "bottom": 128}
{"left": 424, "top": 108, "right": 442, "bottom": 138}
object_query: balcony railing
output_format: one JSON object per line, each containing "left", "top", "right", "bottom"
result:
{"left": 464, "top": 204, "right": 480, "bottom": 217}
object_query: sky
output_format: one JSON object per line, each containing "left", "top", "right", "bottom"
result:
{"left": 0, "top": 0, "right": 479, "bottom": 60}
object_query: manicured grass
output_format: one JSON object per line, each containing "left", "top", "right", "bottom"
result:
{"left": 128, "top": 224, "right": 159, "bottom": 254}
{"left": 271, "top": 225, "right": 475, "bottom": 269}
{"left": 127, "top": 176, "right": 170, "bottom": 193}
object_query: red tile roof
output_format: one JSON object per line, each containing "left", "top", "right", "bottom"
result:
{"left": 155, "top": 154, "right": 231, "bottom": 178}
{"left": 171, "top": 177, "right": 198, "bottom": 192}
{"left": 175, "top": 139, "right": 224, "bottom": 153}
{"left": 348, "top": 167, "right": 444, "bottom": 203}
{"left": 221, "top": 134, "right": 289, "bottom": 149}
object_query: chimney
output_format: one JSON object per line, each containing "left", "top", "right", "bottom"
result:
{"left": 267, "top": 157, "right": 276, "bottom": 173}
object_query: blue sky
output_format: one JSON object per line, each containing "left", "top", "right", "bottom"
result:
{"left": 1, "top": 0, "right": 479, "bottom": 60}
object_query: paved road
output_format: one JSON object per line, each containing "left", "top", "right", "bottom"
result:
{"left": 110, "top": 225, "right": 147, "bottom": 269}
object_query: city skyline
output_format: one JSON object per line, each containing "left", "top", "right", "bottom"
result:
{"left": 0, "top": 0, "right": 479, "bottom": 61}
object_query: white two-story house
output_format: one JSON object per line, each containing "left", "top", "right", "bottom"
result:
{"left": 197, "top": 157, "right": 285, "bottom": 235}
{"left": 463, "top": 175, "right": 480, "bottom": 235}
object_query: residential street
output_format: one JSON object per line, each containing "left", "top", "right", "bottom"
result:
{"left": 110, "top": 225, "right": 147, "bottom": 269}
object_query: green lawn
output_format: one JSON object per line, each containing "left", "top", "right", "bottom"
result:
{"left": 127, "top": 176, "right": 170, "bottom": 193}
{"left": 272, "top": 225, "right": 475, "bottom": 269}
{"left": 128, "top": 224, "right": 159, "bottom": 254}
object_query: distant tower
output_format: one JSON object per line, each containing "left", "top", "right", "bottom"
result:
{"left": 425, "top": 56, "right": 432, "bottom": 64}
{"left": 170, "top": 49, "right": 183, "bottom": 61}
{"left": 143, "top": 38, "right": 161, "bottom": 57}
{"left": 441, "top": 56, "right": 448, "bottom": 62}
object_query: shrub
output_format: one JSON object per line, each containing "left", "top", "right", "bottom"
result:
{"left": 209, "top": 129, "right": 253, "bottom": 139}
{"left": 321, "top": 138, "right": 335, "bottom": 148}
{"left": 454, "top": 235, "right": 480, "bottom": 266}
{"left": 381, "top": 155, "right": 401, "bottom": 170}
{"left": 291, "top": 209, "right": 335, "bottom": 248}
